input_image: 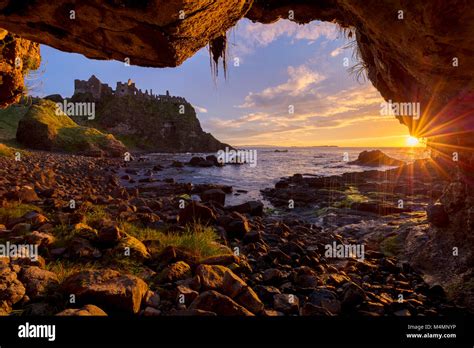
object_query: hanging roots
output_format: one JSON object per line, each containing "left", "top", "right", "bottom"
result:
{"left": 209, "top": 33, "right": 228, "bottom": 80}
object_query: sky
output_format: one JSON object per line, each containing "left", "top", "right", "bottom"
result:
{"left": 28, "top": 19, "right": 416, "bottom": 147}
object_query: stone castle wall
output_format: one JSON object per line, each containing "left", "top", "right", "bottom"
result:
{"left": 74, "top": 75, "right": 186, "bottom": 104}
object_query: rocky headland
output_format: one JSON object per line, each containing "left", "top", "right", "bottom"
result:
{"left": 49, "top": 75, "right": 230, "bottom": 153}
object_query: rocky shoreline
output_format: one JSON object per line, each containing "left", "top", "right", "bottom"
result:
{"left": 0, "top": 151, "right": 472, "bottom": 316}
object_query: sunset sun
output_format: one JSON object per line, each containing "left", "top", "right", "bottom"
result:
{"left": 406, "top": 136, "right": 420, "bottom": 147}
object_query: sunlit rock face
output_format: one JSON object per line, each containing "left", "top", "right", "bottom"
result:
{"left": 0, "top": 31, "right": 40, "bottom": 107}
{"left": 0, "top": 0, "right": 251, "bottom": 67}
{"left": 0, "top": 0, "right": 473, "bottom": 155}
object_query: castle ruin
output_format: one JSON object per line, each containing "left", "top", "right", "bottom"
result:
{"left": 73, "top": 75, "right": 186, "bottom": 104}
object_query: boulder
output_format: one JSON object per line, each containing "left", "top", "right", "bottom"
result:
{"left": 6, "top": 186, "right": 40, "bottom": 203}
{"left": 227, "top": 200, "right": 264, "bottom": 216}
{"left": 61, "top": 269, "right": 148, "bottom": 314}
{"left": 115, "top": 234, "right": 150, "bottom": 260}
{"left": 178, "top": 201, "right": 217, "bottom": 225}
{"left": 0, "top": 260, "right": 26, "bottom": 313}
{"left": 307, "top": 288, "right": 341, "bottom": 315}
{"left": 16, "top": 100, "right": 127, "bottom": 157}
{"left": 56, "top": 304, "right": 107, "bottom": 316}
{"left": 98, "top": 225, "right": 123, "bottom": 246}
{"left": 348, "top": 150, "right": 404, "bottom": 167}
{"left": 273, "top": 294, "right": 299, "bottom": 314}
{"left": 222, "top": 212, "right": 250, "bottom": 239}
{"left": 157, "top": 261, "right": 192, "bottom": 283}
{"left": 23, "top": 231, "right": 56, "bottom": 247}
{"left": 342, "top": 282, "right": 367, "bottom": 309}
{"left": 201, "top": 189, "right": 226, "bottom": 206}
{"left": 195, "top": 264, "right": 263, "bottom": 313}
{"left": 18, "top": 266, "right": 59, "bottom": 299}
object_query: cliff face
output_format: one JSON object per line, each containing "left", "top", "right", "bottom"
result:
{"left": 0, "top": 31, "right": 40, "bottom": 108}
{"left": 69, "top": 92, "right": 230, "bottom": 153}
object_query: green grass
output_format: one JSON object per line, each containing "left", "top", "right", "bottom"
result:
{"left": 380, "top": 235, "right": 403, "bottom": 256}
{"left": 18, "top": 100, "right": 125, "bottom": 154}
{"left": 121, "top": 221, "right": 228, "bottom": 259}
{"left": 156, "top": 224, "right": 228, "bottom": 259}
{"left": 50, "top": 224, "right": 74, "bottom": 248}
{"left": 26, "top": 100, "right": 77, "bottom": 129}
{"left": 56, "top": 126, "right": 116, "bottom": 153}
{"left": 334, "top": 186, "right": 368, "bottom": 208}
{"left": 0, "top": 143, "right": 14, "bottom": 157}
{"left": 82, "top": 205, "right": 111, "bottom": 227}
{"left": 45, "top": 260, "right": 100, "bottom": 283}
{"left": 0, "top": 104, "right": 30, "bottom": 140}
{"left": 0, "top": 202, "right": 41, "bottom": 224}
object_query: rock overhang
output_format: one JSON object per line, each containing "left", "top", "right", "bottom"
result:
{"left": 0, "top": 0, "right": 472, "bottom": 155}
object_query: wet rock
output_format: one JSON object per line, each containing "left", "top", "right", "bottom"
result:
{"left": 349, "top": 150, "right": 404, "bottom": 167}
{"left": 227, "top": 201, "right": 264, "bottom": 216}
{"left": 56, "top": 304, "right": 107, "bottom": 316}
{"left": 189, "top": 290, "right": 254, "bottom": 316}
{"left": 275, "top": 181, "right": 289, "bottom": 189}
{"left": 18, "top": 266, "right": 59, "bottom": 299}
{"left": 189, "top": 157, "right": 215, "bottom": 167}
{"left": 206, "top": 155, "right": 220, "bottom": 166}
{"left": 61, "top": 269, "right": 148, "bottom": 314}
{"left": 178, "top": 202, "right": 217, "bottom": 225}
{"left": 201, "top": 189, "right": 226, "bottom": 206}
{"left": 350, "top": 202, "right": 408, "bottom": 215}
{"left": 171, "top": 161, "right": 184, "bottom": 168}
